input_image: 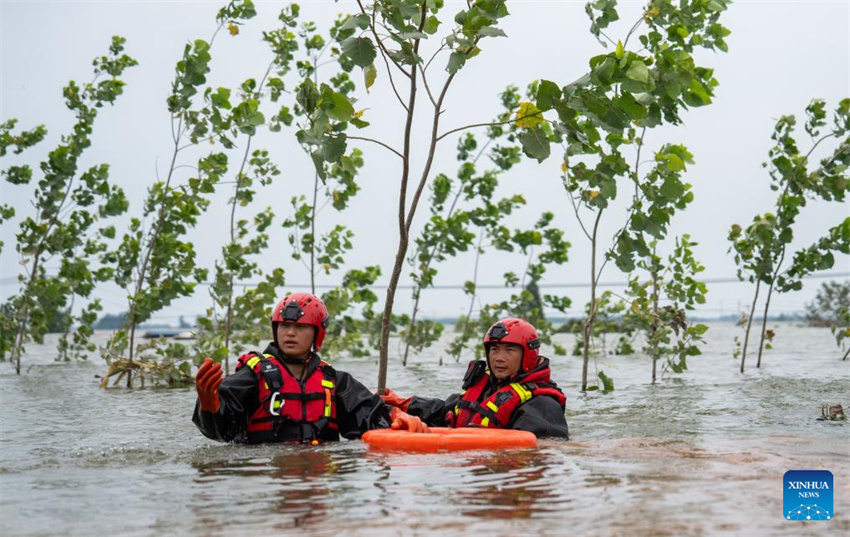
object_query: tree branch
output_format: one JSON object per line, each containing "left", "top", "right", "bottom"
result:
{"left": 377, "top": 39, "right": 409, "bottom": 111}
{"left": 423, "top": 43, "right": 448, "bottom": 73}
{"left": 564, "top": 183, "right": 593, "bottom": 242}
{"left": 623, "top": 16, "right": 644, "bottom": 49}
{"left": 418, "top": 64, "right": 437, "bottom": 108}
{"left": 436, "top": 110, "right": 544, "bottom": 143}
{"left": 347, "top": 136, "right": 404, "bottom": 159}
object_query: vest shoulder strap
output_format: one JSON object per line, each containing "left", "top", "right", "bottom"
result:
{"left": 235, "top": 351, "right": 262, "bottom": 372}
{"left": 462, "top": 360, "right": 487, "bottom": 390}
{"left": 319, "top": 362, "right": 336, "bottom": 380}
{"left": 255, "top": 354, "right": 284, "bottom": 393}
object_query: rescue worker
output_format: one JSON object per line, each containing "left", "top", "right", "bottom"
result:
{"left": 381, "top": 318, "right": 569, "bottom": 439}
{"left": 193, "top": 292, "right": 427, "bottom": 444}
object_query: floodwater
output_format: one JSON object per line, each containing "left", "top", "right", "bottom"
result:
{"left": 1, "top": 323, "right": 847, "bottom": 536}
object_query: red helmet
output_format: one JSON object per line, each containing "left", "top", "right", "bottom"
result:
{"left": 483, "top": 318, "right": 541, "bottom": 373}
{"left": 271, "top": 293, "right": 329, "bottom": 351}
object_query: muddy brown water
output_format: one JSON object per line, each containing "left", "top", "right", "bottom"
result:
{"left": 1, "top": 323, "right": 847, "bottom": 536}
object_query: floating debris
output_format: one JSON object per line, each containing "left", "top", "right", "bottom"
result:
{"left": 819, "top": 404, "right": 846, "bottom": 421}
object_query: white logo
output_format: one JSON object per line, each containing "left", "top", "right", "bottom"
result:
{"left": 786, "top": 504, "right": 831, "bottom": 521}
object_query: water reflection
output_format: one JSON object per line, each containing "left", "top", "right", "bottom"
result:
{"left": 361, "top": 447, "right": 572, "bottom": 524}
{"left": 191, "top": 446, "right": 348, "bottom": 530}
{"left": 452, "top": 449, "right": 564, "bottom": 519}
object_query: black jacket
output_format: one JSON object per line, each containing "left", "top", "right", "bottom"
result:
{"left": 192, "top": 343, "right": 391, "bottom": 443}
{"left": 405, "top": 361, "right": 569, "bottom": 439}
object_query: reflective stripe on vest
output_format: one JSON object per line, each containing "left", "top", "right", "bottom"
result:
{"left": 236, "top": 351, "right": 338, "bottom": 442}
{"left": 450, "top": 360, "right": 566, "bottom": 429}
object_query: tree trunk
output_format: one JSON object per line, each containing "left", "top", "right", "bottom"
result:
{"left": 755, "top": 280, "right": 775, "bottom": 368}
{"left": 310, "top": 171, "right": 319, "bottom": 296}
{"left": 581, "top": 308, "right": 593, "bottom": 392}
{"left": 11, "top": 167, "right": 75, "bottom": 375}
{"left": 377, "top": 50, "right": 419, "bottom": 394}
{"left": 650, "top": 261, "right": 659, "bottom": 383}
{"left": 582, "top": 211, "right": 604, "bottom": 392}
{"left": 12, "top": 258, "right": 39, "bottom": 375}
{"left": 379, "top": 8, "right": 450, "bottom": 393}
{"left": 740, "top": 280, "right": 761, "bottom": 374}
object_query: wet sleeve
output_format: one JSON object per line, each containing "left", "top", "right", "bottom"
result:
{"left": 507, "top": 395, "right": 569, "bottom": 439}
{"left": 406, "top": 393, "right": 461, "bottom": 427}
{"left": 192, "top": 367, "right": 260, "bottom": 443}
{"left": 334, "top": 371, "right": 392, "bottom": 440}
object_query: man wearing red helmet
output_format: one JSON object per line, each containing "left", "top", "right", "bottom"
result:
{"left": 382, "top": 318, "right": 568, "bottom": 438}
{"left": 193, "top": 292, "right": 427, "bottom": 444}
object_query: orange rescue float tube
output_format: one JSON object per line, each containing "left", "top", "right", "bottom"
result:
{"left": 362, "top": 427, "right": 537, "bottom": 452}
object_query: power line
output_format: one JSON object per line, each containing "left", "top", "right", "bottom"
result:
{"left": 2, "top": 271, "right": 848, "bottom": 289}
{"left": 196, "top": 271, "right": 849, "bottom": 290}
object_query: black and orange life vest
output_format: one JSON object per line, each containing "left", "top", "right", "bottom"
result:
{"left": 447, "top": 358, "right": 566, "bottom": 429}
{"left": 236, "top": 351, "right": 338, "bottom": 444}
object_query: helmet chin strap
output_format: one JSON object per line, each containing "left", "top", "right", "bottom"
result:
{"left": 280, "top": 353, "right": 310, "bottom": 365}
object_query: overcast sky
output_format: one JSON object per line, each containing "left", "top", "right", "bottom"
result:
{"left": 1, "top": 0, "right": 849, "bottom": 326}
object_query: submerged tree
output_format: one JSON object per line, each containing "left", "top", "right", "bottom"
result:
{"left": 625, "top": 235, "right": 708, "bottom": 382}
{"left": 729, "top": 99, "right": 849, "bottom": 372}
{"left": 501, "top": 0, "right": 729, "bottom": 390}
{"left": 283, "top": 14, "right": 363, "bottom": 296}
{"left": 101, "top": 1, "right": 257, "bottom": 387}
{"left": 833, "top": 307, "right": 850, "bottom": 361}
{"left": 805, "top": 280, "right": 850, "bottom": 360}
{"left": 195, "top": 5, "right": 301, "bottom": 374}
{"left": 278, "top": 13, "right": 385, "bottom": 359}
{"left": 805, "top": 280, "right": 850, "bottom": 327}
{"left": 401, "top": 87, "right": 525, "bottom": 366}
{"left": 0, "top": 37, "right": 137, "bottom": 374}
{"left": 289, "top": 0, "right": 516, "bottom": 390}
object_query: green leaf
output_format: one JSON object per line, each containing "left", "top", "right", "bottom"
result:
{"left": 424, "top": 15, "right": 441, "bottom": 35}
{"left": 519, "top": 127, "right": 551, "bottom": 162}
{"left": 246, "top": 110, "right": 264, "bottom": 127}
{"left": 364, "top": 63, "right": 377, "bottom": 92}
{"left": 660, "top": 177, "right": 686, "bottom": 199}
{"left": 341, "top": 13, "right": 370, "bottom": 31}
{"left": 320, "top": 85, "right": 355, "bottom": 122}
{"left": 660, "top": 152, "right": 686, "bottom": 172}
{"left": 684, "top": 79, "right": 712, "bottom": 106}
{"left": 321, "top": 134, "right": 347, "bottom": 163}
{"left": 341, "top": 37, "right": 377, "bottom": 68}
{"left": 535, "top": 80, "right": 562, "bottom": 112}
{"left": 311, "top": 150, "right": 327, "bottom": 182}
{"left": 350, "top": 117, "right": 370, "bottom": 128}
{"left": 296, "top": 79, "right": 320, "bottom": 113}
{"left": 614, "top": 92, "right": 647, "bottom": 120}
{"left": 478, "top": 27, "right": 506, "bottom": 38}
{"left": 626, "top": 60, "right": 649, "bottom": 84}
{"left": 447, "top": 51, "right": 466, "bottom": 74}
{"left": 691, "top": 323, "right": 709, "bottom": 336}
